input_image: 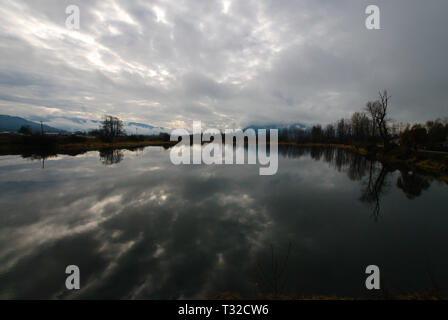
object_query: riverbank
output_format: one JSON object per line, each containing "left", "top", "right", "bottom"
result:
{"left": 2, "top": 135, "right": 447, "bottom": 180}
{"left": 278, "top": 142, "right": 369, "bottom": 154}
{"left": 278, "top": 142, "right": 448, "bottom": 181}
{"left": 0, "top": 134, "right": 176, "bottom": 156}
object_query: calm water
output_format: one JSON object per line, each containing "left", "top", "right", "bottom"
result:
{"left": 0, "top": 146, "right": 447, "bottom": 299}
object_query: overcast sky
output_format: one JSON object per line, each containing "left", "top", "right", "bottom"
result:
{"left": 0, "top": 0, "right": 447, "bottom": 129}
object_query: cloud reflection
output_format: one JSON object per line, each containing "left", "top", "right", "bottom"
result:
{"left": 0, "top": 146, "right": 448, "bottom": 299}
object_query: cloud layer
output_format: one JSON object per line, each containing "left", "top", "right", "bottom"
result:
{"left": 0, "top": 0, "right": 447, "bottom": 129}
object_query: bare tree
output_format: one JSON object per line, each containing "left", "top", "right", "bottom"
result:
{"left": 311, "top": 124, "right": 323, "bottom": 142}
{"left": 336, "top": 118, "right": 351, "bottom": 143}
{"left": 351, "top": 112, "right": 371, "bottom": 142}
{"left": 365, "top": 90, "right": 392, "bottom": 149}
{"left": 101, "top": 115, "right": 124, "bottom": 139}
{"left": 324, "top": 124, "right": 336, "bottom": 142}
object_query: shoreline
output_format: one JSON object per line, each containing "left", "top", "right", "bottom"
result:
{"left": 278, "top": 142, "right": 448, "bottom": 181}
{"left": 1, "top": 138, "right": 447, "bottom": 181}
{"left": 0, "top": 139, "right": 177, "bottom": 156}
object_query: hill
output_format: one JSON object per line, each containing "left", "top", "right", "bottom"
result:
{"left": 244, "top": 122, "right": 309, "bottom": 132}
{"left": 0, "top": 115, "right": 65, "bottom": 133}
{"left": 27, "top": 115, "right": 166, "bottom": 135}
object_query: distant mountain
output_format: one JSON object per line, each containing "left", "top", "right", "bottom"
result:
{"left": 0, "top": 115, "right": 65, "bottom": 133}
{"left": 127, "top": 122, "right": 156, "bottom": 129}
{"left": 26, "top": 115, "right": 166, "bottom": 135}
{"left": 244, "top": 122, "right": 309, "bottom": 131}
{"left": 125, "top": 121, "right": 166, "bottom": 135}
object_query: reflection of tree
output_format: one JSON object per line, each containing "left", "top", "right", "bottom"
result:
{"left": 279, "top": 146, "right": 433, "bottom": 220}
{"left": 255, "top": 242, "right": 292, "bottom": 297}
{"left": 360, "top": 162, "right": 391, "bottom": 221}
{"left": 347, "top": 153, "right": 370, "bottom": 181}
{"left": 323, "top": 147, "right": 334, "bottom": 163}
{"left": 99, "top": 149, "right": 124, "bottom": 166}
{"left": 278, "top": 145, "right": 307, "bottom": 159}
{"left": 397, "top": 170, "right": 430, "bottom": 199}
{"left": 21, "top": 152, "right": 58, "bottom": 169}
{"left": 127, "top": 146, "right": 145, "bottom": 153}
{"left": 334, "top": 148, "right": 350, "bottom": 172}
{"left": 310, "top": 147, "right": 323, "bottom": 161}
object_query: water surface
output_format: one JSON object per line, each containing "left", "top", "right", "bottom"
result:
{"left": 0, "top": 146, "right": 447, "bottom": 299}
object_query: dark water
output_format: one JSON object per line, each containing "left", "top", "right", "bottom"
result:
{"left": 0, "top": 146, "right": 447, "bottom": 299}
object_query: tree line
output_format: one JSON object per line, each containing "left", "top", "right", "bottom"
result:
{"left": 15, "top": 115, "right": 170, "bottom": 146}
{"left": 278, "top": 90, "right": 448, "bottom": 152}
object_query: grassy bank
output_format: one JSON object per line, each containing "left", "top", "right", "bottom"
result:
{"left": 278, "top": 141, "right": 448, "bottom": 180}
{"left": 0, "top": 134, "right": 176, "bottom": 156}
{"left": 278, "top": 142, "right": 369, "bottom": 154}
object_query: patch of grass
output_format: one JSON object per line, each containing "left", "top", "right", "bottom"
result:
{"left": 0, "top": 134, "right": 176, "bottom": 156}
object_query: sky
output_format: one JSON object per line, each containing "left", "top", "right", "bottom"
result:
{"left": 0, "top": 0, "right": 447, "bottom": 130}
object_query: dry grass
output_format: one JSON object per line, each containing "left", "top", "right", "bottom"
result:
{"left": 0, "top": 137, "right": 176, "bottom": 156}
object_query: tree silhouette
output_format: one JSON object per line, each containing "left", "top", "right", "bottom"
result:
{"left": 396, "top": 170, "right": 430, "bottom": 199}
{"left": 99, "top": 149, "right": 124, "bottom": 165}
{"left": 360, "top": 162, "right": 391, "bottom": 221}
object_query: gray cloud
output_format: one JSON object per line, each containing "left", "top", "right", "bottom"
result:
{"left": 0, "top": 0, "right": 447, "bottom": 128}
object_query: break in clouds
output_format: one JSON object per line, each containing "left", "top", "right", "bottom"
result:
{"left": 0, "top": 0, "right": 447, "bottom": 129}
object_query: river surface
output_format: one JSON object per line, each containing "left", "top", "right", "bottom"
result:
{"left": 0, "top": 146, "right": 447, "bottom": 299}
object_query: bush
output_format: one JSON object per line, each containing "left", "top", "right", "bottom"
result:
{"left": 60, "top": 135, "right": 88, "bottom": 144}
{"left": 21, "top": 135, "right": 56, "bottom": 147}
